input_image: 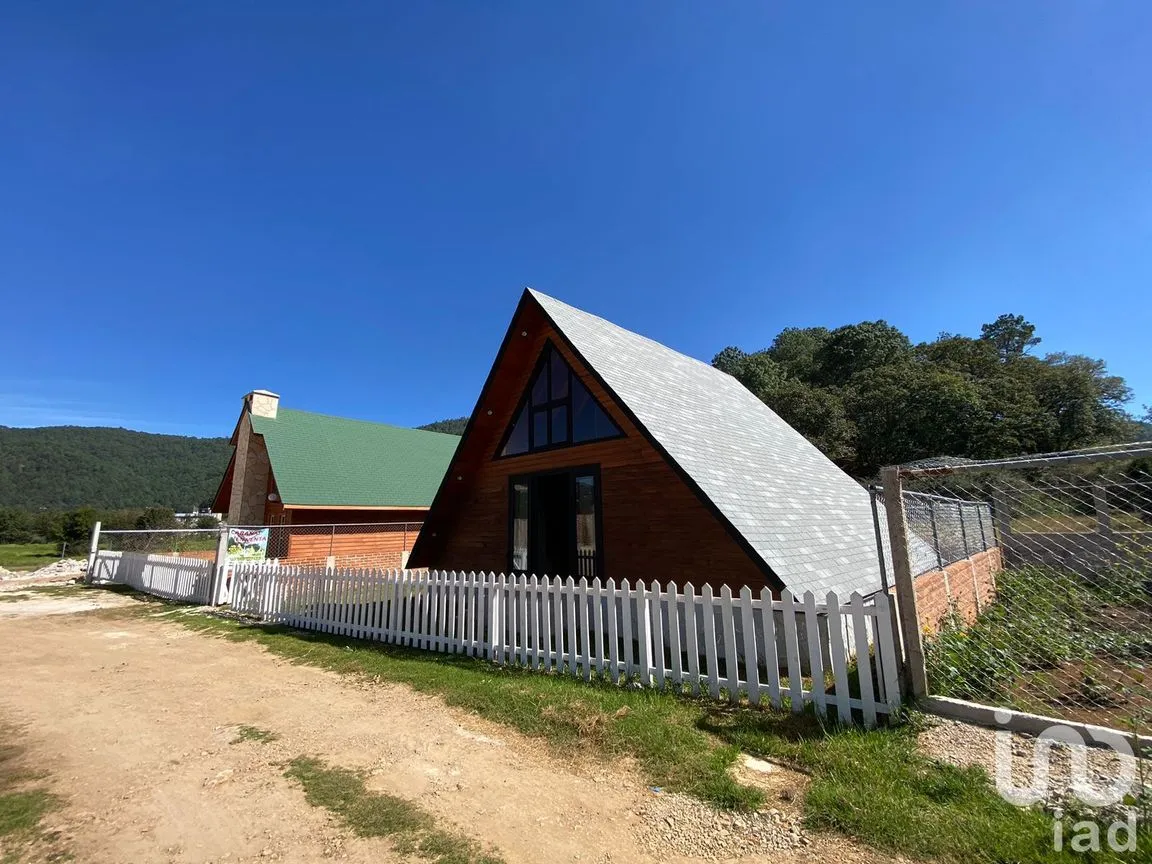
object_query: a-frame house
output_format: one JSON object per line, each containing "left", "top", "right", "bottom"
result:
{"left": 409, "top": 289, "right": 889, "bottom": 597}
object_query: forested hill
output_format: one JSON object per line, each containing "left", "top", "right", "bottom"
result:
{"left": 714, "top": 314, "right": 1150, "bottom": 476}
{"left": 0, "top": 426, "right": 232, "bottom": 510}
{"left": 417, "top": 417, "right": 469, "bottom": 435}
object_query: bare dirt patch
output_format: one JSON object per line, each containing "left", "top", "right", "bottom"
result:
{"left": 0, "top": 600, "right": 902, "bottom": 864}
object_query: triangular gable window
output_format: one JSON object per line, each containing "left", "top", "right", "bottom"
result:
{"left": 500, "top": 343, "right": 623, "bottom": 457}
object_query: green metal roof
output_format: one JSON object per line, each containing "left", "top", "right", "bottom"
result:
{"left": 250, "top": 408, "right": 460, "bottom": 507}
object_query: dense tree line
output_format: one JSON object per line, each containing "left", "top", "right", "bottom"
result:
{"left": 0, "top": 426, "right": 232, "bottom": 510}
{"left": 0, "top": 505, "right": 215, "bottom": 549}
{"left": 417, "top": 417, "right": 469, "bottom": 435}
{"left": 713, "top": 314, "right": 1149, "bottom": 476}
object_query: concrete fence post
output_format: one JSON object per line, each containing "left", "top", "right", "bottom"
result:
{"left": 85, "top": 521, "right": 102, "bottom": 582}
{"left": 1092, "top": 483, "right": 1115, "bottom": 542}
{"left": 880, "top": 466, "right": 928, "bottom": 701}
{"left": 211, "top": 525, "right": 230, "bottom": 605}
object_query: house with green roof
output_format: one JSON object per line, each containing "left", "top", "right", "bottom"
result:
{"left": 212, "top": 390, "right": 459, "bottom": 567}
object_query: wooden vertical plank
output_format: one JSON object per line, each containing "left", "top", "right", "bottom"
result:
{"left": 577, "top": 578, "right": 592, "bottom": 681}
{"left": 414, "top": 570, "right": 425, "bottom": 648}
{"left": 540, "top": 577, "right": 554, "bottom": 671}
{"left": 781, "top": 590, "right": 803, "bottom": 713}
{"left": 412, "top": 571, "right": 421, "bottom": 645}
{"left": 433, "top": 570, "right": 444, "bottom": 651}
{"left": 546, "top": 578, "right": 559, "bottom": 672}
{"left": 330, "top": 569, "right": 341, "bottom": 636}
{"left": 740, "top": 586, "right": 760, "bottom": 705}
{"left": 486, "top": 573, "right": 499, "bottom": 662}
{"left": 516, "top": 574, "right": 528, "bottom": 667}
{"left": 650, "top": 580, "right": 665, "bottom": 690}
{"left": 874, "top": 592, "right": 902, "bottom": 716}
{"left": 446, "top": 571, "right": 458, "bottom": 652}
{"left": 605, "top": 578, "right": 620, "bottom": 683}
{"left": 804, "top": 592, "right": 828, "bottom": 720}
{"left": 384, "top": 570, "right": 396, "bottom": 643}
{"left": 683, "top": 583, "right": 700, "bottom": 696}
{"left": 666, "top": 581, "right": 683, "bottom": 691}
{"left": 453, "top": 576, "right": 463, "bottom": 654}
{"left": 758, "top": 589, "right": 781, "bottom": 708}
{"left": 850, "top": 593, "right": 878, "bottom": 728}
{"left": 720, "top": 586, "right": 739, "bottom": 702}
{"left": 701, "top": 584, "right": 720, "bottom": 699}
{"left": 527, "top": 575, "right": 540, "bottom": 669}
{"left": 423, "top": 571, "right": 435, "bottom": 651}
{"left": 590, "top": 578, "right": 604, "bottom": 675}
{"left": 367, "top": 570, "right": 380, "bottom": 641}
{"left": 356, "top": 569, "right": 367, "bottom": 639}
{"left": 564, "top": 577, "right": 578, "bottom": 675}
{"left": 467, "top": 571, "right": 478, "bottom": 655}
{"left": 620, "top": 579, "right": 634, "bottom": 681}
{"left": 635, "top": 579, "right": 651, "bottom": 686}
{"left": 826, "top": 591, "right": 852, "bottom": 724}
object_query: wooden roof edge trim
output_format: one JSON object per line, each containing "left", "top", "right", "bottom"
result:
{"left": 282, "top": 504, "right": 431, "bottom": 512}
{"left": 210, "top": 451, "right": 236, "bottom": 514}
{"left": 408, "top": 288, "right": 537, "bottom": 566}
{"left": 532, "top": 299, "right": 787, "bottom": 593}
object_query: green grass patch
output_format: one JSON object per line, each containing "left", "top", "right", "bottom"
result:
{"left": 0, "top": 544, "right": 59, "bottom": 572}
{"left": 0, "top": 593, "right": 32, "bottom": 604}
{"left": 0, "top": 731, "right": 60, "bottom": 848}
{"left": 232, "top": 725, "right": 279, "bottom": 745}
{"left": 285, "top": 756, "right": 501, "bottom": 864}
{"left": 701, "top": 708, "right": 1151, "bottom": 862}
{"left": 106, "top": 597, "right": 1151, "bottom": 863}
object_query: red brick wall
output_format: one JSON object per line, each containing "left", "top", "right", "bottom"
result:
{"left": 913, "top": 547, "right": 1002, "bottom": 635}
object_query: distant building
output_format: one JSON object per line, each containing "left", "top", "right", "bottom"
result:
{"left": 212, "top": 390, "right": 459, "bottom": 568}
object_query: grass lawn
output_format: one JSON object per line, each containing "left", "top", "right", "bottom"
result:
{"left": 122, "top": 603, "right": 1149, "bottom": 864}
{"left": 0, "top": 543, "right": 60, "bottom": 572}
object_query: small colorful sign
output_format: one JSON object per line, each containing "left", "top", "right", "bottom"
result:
{"left": 228, "top": 528, "right": 269, "bottom": 562}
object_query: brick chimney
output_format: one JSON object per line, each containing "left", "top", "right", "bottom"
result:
{"left": 246, "top": 389, "right": 280, "bottom": 420}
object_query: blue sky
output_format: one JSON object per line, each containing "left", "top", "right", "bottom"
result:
{"left": 2, "top": 3, "right": 1149, "bottom": 438}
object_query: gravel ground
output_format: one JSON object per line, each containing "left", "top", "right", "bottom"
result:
{"left": 919, "top": 716, "right": 1150, "bottom": 816}
{"left": 636, "top": 790, "right": 809, "bottom": 859}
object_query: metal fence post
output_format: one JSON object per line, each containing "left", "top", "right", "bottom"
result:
{"left": 958, "top": 501, "right": 970, "bottom": 558}
{"left": 927, "top": 500, "right": 943, "bottom": 569}
{"left": 880, "top": 466, "right": 928, "bottom": 701}
{"left": 868, "top": 486, "right": 890, "bottom": 592}
{"left": 85, "top": 521, "right": 102, "bottom": 582}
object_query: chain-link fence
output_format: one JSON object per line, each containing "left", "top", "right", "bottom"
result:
{"left": 896, "top": 444, "right": 1152, "bottom": 736}
{"left": 236, "top": 521, "right": 422, "bottom": 569}
{"left": 98, "top": 528, "right": 221, "bottom": 560}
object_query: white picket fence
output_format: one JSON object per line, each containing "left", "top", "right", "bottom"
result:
{"left": 232, "top": 565, "right": 902, "bottom": 727}
{"left": 89, "top": 550, "right": 217, "bottom": 605}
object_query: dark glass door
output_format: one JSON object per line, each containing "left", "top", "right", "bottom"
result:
{"left": 509, "top": 468, "right": 601, "bottom": 579}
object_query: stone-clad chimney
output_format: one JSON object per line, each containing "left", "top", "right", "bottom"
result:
{"left": 229, "top": 389, "right": 279, "bottom": 523}
{"left": 246, "top": 389, "right": 279, "bottom": 419}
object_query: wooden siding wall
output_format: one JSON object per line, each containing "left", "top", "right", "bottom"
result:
{"left": 421, "top": 301, "right": 769, "bottom": 591}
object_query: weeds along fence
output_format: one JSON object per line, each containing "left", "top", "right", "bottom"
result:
{"left": 231, "top": 565, "right": 902, "bottom": 728}
{"left": 888, "top": 443, "right": 1152, "bottom": 738}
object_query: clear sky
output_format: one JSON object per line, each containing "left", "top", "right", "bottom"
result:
{"left": 2, "top": 3, "right": 1149, "bottom": 438}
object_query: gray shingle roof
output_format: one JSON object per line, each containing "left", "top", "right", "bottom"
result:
{"left": 531, "top": 290, "right": 893, "bottom": 598}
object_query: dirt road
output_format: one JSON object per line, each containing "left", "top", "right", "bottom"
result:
{"left": 0, "top": 590, "right": 895, "bottom": 864}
